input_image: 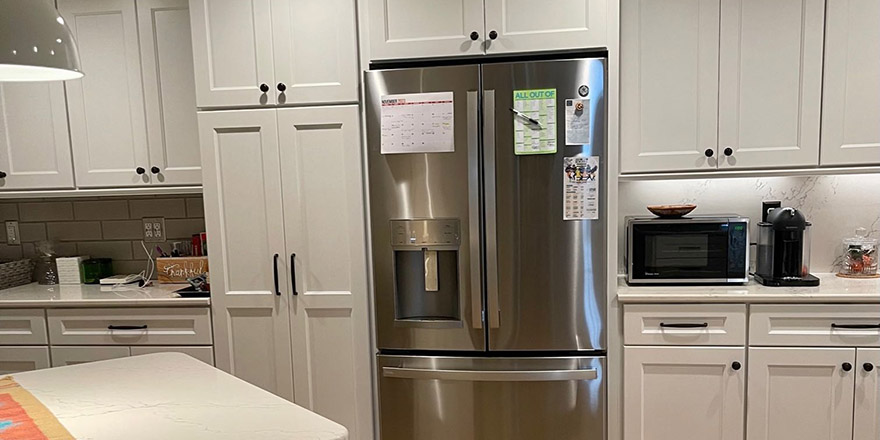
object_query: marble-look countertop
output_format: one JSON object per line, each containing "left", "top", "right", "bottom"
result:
{"left": 0, "top": 282, "right": 209, "bottom": 307}
{"left": 10, "top": 353, "right": 348, "bottom": 440}
{"left": 617, "top": 273, "right": 880, "bottom": 303}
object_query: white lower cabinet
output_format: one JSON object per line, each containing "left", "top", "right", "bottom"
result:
{"left": 200, "top": 106, "right": 373, "bottom": 439}
{"left": 854, "top": 348, "right": 880, "bottom": 440}
{"left": 623, "top": 346, "right": 745, "bottom": 440}
{"left": 747, "top": 347, "right": 856, "bottom": 440}
{"left": 130, "top": 346, "right": 214, "bottom": 365}
{"left": 50, "top": 346, "right": 131, "bottom": 367}
{"left": 0, "top": 347, "right": 51, "bottom": 374}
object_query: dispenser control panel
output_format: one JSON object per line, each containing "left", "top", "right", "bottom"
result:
{"left": 391, "top": 219, "right": 460, "bottom": 247}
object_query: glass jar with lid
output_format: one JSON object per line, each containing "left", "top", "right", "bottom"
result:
{"left": 839, "top": 228, "right": 878, "bottom": 277}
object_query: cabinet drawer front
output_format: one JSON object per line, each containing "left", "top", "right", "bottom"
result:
{"left": 0, "top": 309, "right": 48, "bottom": 345}
{"left": 750, "top": 305, "right": 880, "bottom": 347}
{"left": 130, "top": 346, "right": 214, "bottom": 366}
{"left": 0, "top": 346, "right": 51, "bottom": 374}
{"left": 624, "top": 304, "right": 747, "bottom": 346}
{"left": 47, "top": 308, "right": 212, "bottom": 346}
{"left": 50, "top": 346, "right": 130, "bottom": 367}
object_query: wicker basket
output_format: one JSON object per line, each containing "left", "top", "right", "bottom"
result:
{"left": 0, "top": 259, "right": 35, "bottom": 290}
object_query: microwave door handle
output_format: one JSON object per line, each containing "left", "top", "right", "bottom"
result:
{"left": 382, "top": 367, "right": 598, "bottom": 382}
{"left": 483, "top": 89, "right": 500, "bottom": 329}
{"left": 467, "top": 90, "right": 482, "bottom": 329}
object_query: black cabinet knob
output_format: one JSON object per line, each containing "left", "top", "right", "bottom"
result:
{"left": 843, "top": 362, "right": 853, "bottom": 372}
{"left": 704, "top": 148, "right": 714, "bottom": 158}
{"left": 259, "top": 83, "right": 269, "bottom": 93}
{"left": 724, "top": 147, "right": 734, "bottom": 156}
{"left": 865, "top": 363, "right": 875, "bottom": 372}
{"left": 489, "top": 30, "right": 498, "bottom": 40}
{"left": 277, "top": 83, "right": 287, "bottom": 93}
{"left": 136, "top": 167, "right": 146, "bottom": 175}
{"left": 470, "top": 31, "right": 479, "bottom": 41}
{"left": 151, "top": 166, "right": 160, "bottom": 174}
{"left": 731, "top": 361, "right": 742, "bottom": 371}
{"left": 0, "top": 171, "right": 6, "bottom": 179}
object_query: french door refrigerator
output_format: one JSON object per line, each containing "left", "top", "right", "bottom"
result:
{"left": 365, "top": 56, "right": 607, "bottom": 440}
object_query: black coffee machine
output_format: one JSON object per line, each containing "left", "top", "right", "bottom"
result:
{"left": 754, "top": 201, "right": 820, "bottom": 286}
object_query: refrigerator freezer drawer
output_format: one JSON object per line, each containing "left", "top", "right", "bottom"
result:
{"left": 377, "top": 355, "right": 606, "bottom": 440}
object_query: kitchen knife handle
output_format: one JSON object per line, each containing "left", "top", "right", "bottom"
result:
{"left": 273, "top": 253, "right": 280, "bottom": 296}
{"left": 659, "top": 322, "right": 709, "bottom": 328}
{"left": 290, "top": 253, "right": 298, "bottom": 296}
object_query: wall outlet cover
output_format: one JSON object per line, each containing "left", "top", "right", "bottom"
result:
{"left": 5, "top": 221, "right": 20, "bottom": 245}
{"left": 142, "top": 217, "right": 166, "bottom": 243}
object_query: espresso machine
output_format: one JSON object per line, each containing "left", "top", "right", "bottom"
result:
{"left": 754, "top": 201, "right": 820, "bottom": 286}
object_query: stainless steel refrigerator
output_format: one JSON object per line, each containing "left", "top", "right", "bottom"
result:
{"left": 365, "top": 56, "right": 607, "bottom": 440}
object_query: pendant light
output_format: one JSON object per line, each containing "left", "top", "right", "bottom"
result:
{"left": 0, "top": 0, "right": 82, "bottom": 81}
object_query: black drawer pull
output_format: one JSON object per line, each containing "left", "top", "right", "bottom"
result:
{"left": 831, "top": 323, "right": 880, "bottom": 329}
{"left": 108, "top": 325, "right": 148, "bottom": 330}
{"left": 659, "top": 322, "right": 709, "bottom": 328}
{"left": 290, "top": 253, "right": 298, "bottom": 296}
{"left": 273, "top": 253, "right": 280, "bottom": 296}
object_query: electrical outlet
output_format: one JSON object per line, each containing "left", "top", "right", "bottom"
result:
{"left": 142, "top": 217, "right": 165, "bottom": 243}
{"left": 5, "top": 221, "right": 20, "bottom": 245}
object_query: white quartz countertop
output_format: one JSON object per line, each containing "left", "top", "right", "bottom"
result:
{"left": 617, "top": 273, "right": 880, "bottom": 303}
{"left": 0, "top": 282, "right": 209, "bottom": 307}
{"left": 10, "top": 353, "right": 347, "bottom": 440}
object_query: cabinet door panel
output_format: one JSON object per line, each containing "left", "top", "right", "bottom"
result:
{"left": 718, "top": 0, "right": 824, "bottom": 169}
{"left": 50, "top": 346, "right": 130, "bottom": 367}
{"left": 820, "top": 0, "right": 880, "bottom": 166}
{"left": 198, "top": 109, "right": 293, "bottom": 400}
{"left": 0, "top": 83, "right": 73, "bottom": 190}
{"left": 747, "top": 347, "right": 855, "bottom": 440}
{"left": 59, "top": 0, "right": 151, "bottom": 188}
{"left": 624, "top": 346, "right": 745, "bottom": 440}
{"left": 484, "top": 0, "right": 606, "bottom": 53}
{"left": 189, "top": 0, "right": 274, "bottom": 107}
{"left": 138, "top": 0, "right": 201, "bottom": 185}
{"left": 854, "top": 349, "right": 880, "bottom": 440}
{"left": 367, "top": 0, "right": 484, "bottom": 60}
{"left": 271, "top": 0, "right": 358, "bottom": 104}
{"left": 0, "top": 347, "right": 50, "bottom": 375}
{"left": 620, "top": 0, "right": 720, "bottom": 173}
{"left": 279, "top": 106, "right": 372, "bottom": 439}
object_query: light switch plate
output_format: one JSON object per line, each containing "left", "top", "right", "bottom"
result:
{"left": 5, "top": 221, "right": 20, "bottom": 245}
{"left": 142, "top": 217, "right": 165, "bottom": 243}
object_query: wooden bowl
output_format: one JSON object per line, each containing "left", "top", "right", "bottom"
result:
{"left": 647, "top": 204, "right": 697, "bottom": 218}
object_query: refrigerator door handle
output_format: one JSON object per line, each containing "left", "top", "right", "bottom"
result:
{"left": 482, "top": 89, "right": 500, "bottom": 329}
{"left": 382, "top": 366, "right": 598, "bottom": 382}
{"left": 467, "top": 90, "right": 483, "bottom": 329}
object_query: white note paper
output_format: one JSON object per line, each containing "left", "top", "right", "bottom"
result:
{"left": 564, "top": 99, "right": 591, "bottom": 145}
{"left": 563, "top": 156, "right": 600, "bottom": 220}
{"left": 381, "top": 92, "right": 455, "bottom": 154}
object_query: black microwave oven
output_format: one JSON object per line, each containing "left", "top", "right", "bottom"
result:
{"left": 625, "top": 216, "right": 750, "bottom": 284}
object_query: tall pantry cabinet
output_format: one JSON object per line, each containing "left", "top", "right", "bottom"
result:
{"left": 189, "top": 1, "right": 373, "bottom": 439}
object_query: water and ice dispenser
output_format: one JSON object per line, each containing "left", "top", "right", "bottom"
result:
{"left": 391, "top": 219, "right": 461, "bottom": 323}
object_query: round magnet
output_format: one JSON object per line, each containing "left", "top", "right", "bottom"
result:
{"left": 578, "top": 85, "right": 589, "bottom": 97}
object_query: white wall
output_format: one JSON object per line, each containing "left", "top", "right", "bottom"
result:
{"left": 618, "top": 174, "right": 880, "bottom": 273}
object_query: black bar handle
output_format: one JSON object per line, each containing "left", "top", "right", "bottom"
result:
{"left": 290, "top": 253, "right": 298, "bottom": 296}
{"left": 273, "top": 253, "right": 280, "bottom": 296}
{"left": 659, "top": 322, "right": 709, "bottom": 328}
{"left": 831, "top": 323, "right": 880, "bottom": 329}
{"left": 108, "top": 324, "right": 148, "bottom": 330}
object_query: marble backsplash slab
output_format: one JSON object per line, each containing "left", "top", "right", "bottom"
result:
{"left": 618, "top": 174, "right": 880, "bottom": 273}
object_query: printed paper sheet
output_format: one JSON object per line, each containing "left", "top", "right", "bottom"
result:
{"left": 563, "top": 156, "right": 600, "bottom": 220}
{"left": 381, "top": 92, "right": 454, "bottom": 154}
{"left": 564, "top": 99, "right": 591, "bottom": 145}
{"left": 513, "top": 89, "right": 557, "bottom": 155}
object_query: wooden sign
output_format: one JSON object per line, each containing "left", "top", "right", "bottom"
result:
{"left": 156, "top": 257, "right": 209, "bottom": 284}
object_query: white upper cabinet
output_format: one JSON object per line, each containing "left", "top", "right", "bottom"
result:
{"left": 747, "top": 347, "right": 856, "bottom": 440}
{"left": 198, "top": 109, "right": 294, "bottom": 400}
{"left": 717, "top": 0, "right": 824, "bottom": 169}
{"left": 138, "top": 0, "right": 202, "bottom": 186}
{"left": 624, "top": 346, "right": 745, "bottom": 440}
{"left": 820, "top": 0, "right": 880, "bottom": 166}
{"left": 279, "top": 106, "right": 373, "bottom": 439}
{"left": 189, "top": 0, "right": 275, "bottom": 108}
{"left": 59, "top": 0, "right": 151, "bottom": 188}
{"left": 620, "top": 0, "right": 721, "bottom": 173}
{"left": 271, "top": 0, "right": 359, "bottom": 104}
{"left": 0, "top": 83, "right": 74, "bottom": 190}
{"left": 366, "top": 0, "right": 606, "bottom": 60}
{"left": 367, "top": 0, "right": 485, "bottom": 60}
{"left": 484, "top": 0, "right": 606, "bottom": 54}
{"left": 189, "top": 0, "right": 358, "bottom": 108}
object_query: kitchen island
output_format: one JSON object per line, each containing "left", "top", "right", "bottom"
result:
{"left": 7, "top": 353, "right": 348, "bottom": 439}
